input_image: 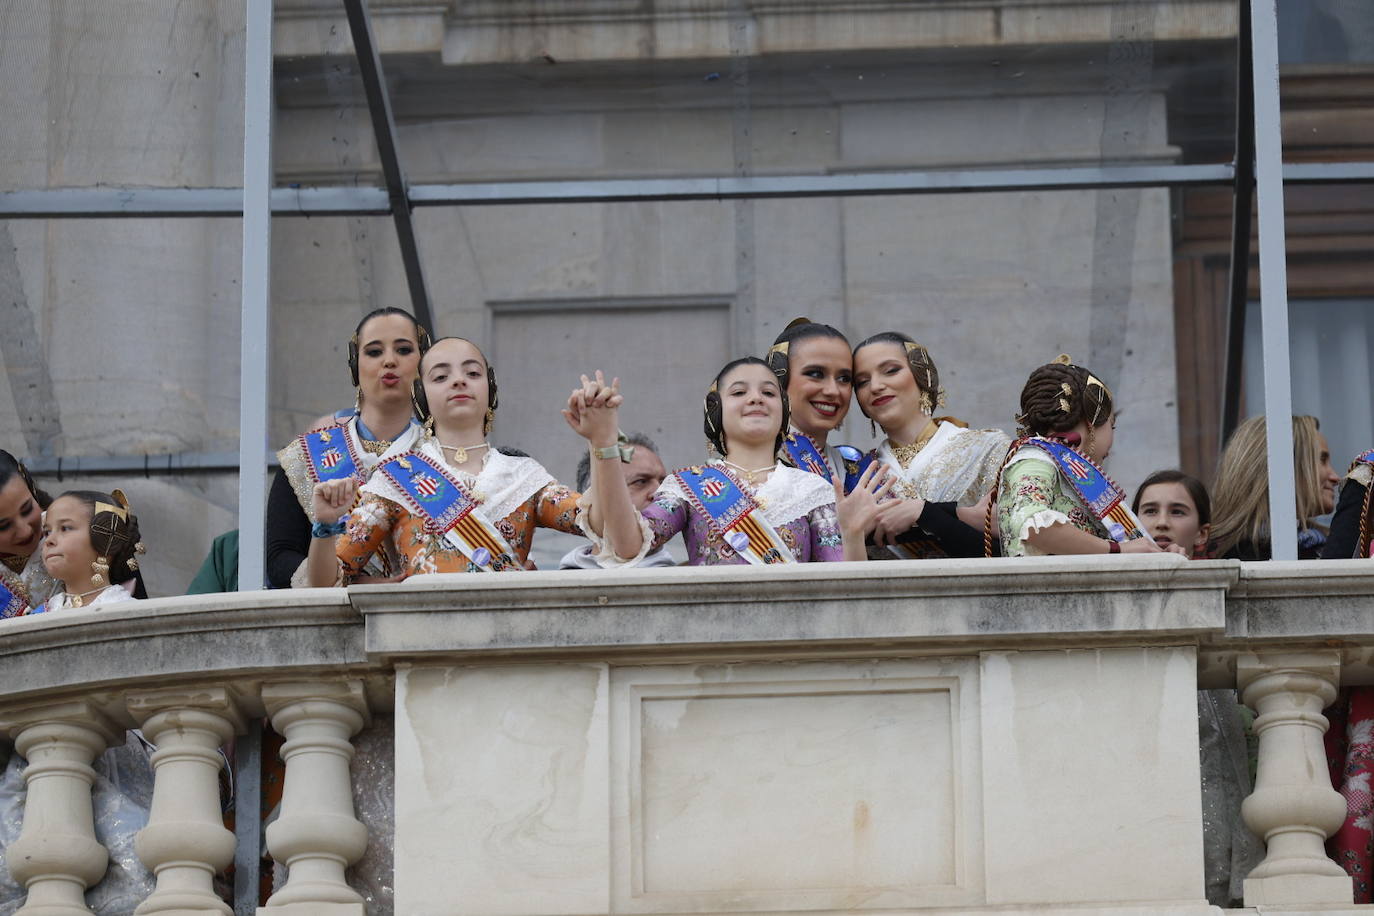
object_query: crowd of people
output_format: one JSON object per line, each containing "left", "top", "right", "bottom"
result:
{"left": 2, "top": 308, "right": 1374, "bottom": 904}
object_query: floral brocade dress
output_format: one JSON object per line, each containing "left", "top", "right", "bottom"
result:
{"left": 997, "top": 444, "right": 1108, "bottom": 558}
{"left": 335, "top": 442, "right": 584, "bottom": 579}
{"left": 629, "top": 463, "right": 844, "bottom": 565}
{"left": 0, "top": 551, "right": 58, "bottom": 617}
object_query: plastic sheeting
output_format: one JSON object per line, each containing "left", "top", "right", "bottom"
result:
{"left": 347, "top": 716, "right": 395, "bottom": 914}
{"left": 0, "top": 732, "right": 156, "bottom": 915}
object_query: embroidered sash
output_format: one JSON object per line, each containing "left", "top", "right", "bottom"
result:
{"left": 301, "top": 424, "right": 364, "bottom": 486}
{"left": 782, "top": 431, "right": 832, "bottom": 482}
{"left": 674, "top": 465, "right": 796, "bottom": 565}
{"left": 379, "top": 452, "right": 522, "bottom": 572}
{"left": 1029, "top": 438, "right": 1147, "bottom": 542}
{"left": 0, "top": 569, "right": 28, "bottom": 619}
{"left": 836, "top": 445, "right": 875, "bottom": 496}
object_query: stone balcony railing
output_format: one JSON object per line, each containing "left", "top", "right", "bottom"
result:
{"left": 1, "top": 557, "right": 1372, "bottom": 915}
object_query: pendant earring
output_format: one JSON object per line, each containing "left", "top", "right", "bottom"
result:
{"left": 354, "top": 388, "right": 363, "bottom": 414}
{"left": 91, "top": 556, "right": 110, "bottom": 589}
{"left": 869, "top": 417, "right": 878, "bottom": 438}
{"left": 423, "top": 415, "right": 435, "bottom": 439}
{"left": 1086, "top": 427, "right": 1096, "bottom": 460}
{"left": 483, "top": 408, "right": 495, "bottom": 436}
{"left": 919, "top": 392, "right": 933, "bottom": 415}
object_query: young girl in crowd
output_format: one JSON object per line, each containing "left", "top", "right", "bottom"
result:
{"left": 307, "top": 337, "right": 633, "bottom": 582}
{"left": 37, "top": 489, "right": 145, "bottom": 611}
{"left": 1132, "top": 470, "right": 1212, "bottom": 558}
{"left": 1209, "top": 415, "right": 1339, "bottom": 560}
{"left": 852, "top": 332, "right": 1009, "bottom": 558}
{"left": 586, "top": 357, "right": 888, "bottom": 566}
{"left": 267, "top": 307, "right": 429, "bottom": 588}
{"left": 0, "top": 451, "right": 56, "bottom": 616}
{"left": 995, "top": 356, "right": 1178, "bottom": 557}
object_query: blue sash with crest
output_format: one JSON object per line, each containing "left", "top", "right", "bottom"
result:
{"left": 379, "top": 452, "right": 520, "bottom": 572}
{"left": 300, "top": 424, "right": 364, "bottom": 485}
{"left": 782, "top": 431, "right": 832, "bottom": 482}
{"left": 1030, "top": 438, "right": 1146, "bottom": 542}
{"left": 1354, "top": 449, "right": 1374, "bottom": 469}
{"left": 0, "top": 576, "right": 27, "bottom": 619}
{"left": 674, "top": 465, "right": 794, "bottom": 565}
{"left": 836, "top": 445, "right": 875, "bottom": 496}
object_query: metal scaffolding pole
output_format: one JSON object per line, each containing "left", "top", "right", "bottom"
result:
{"left": 238, "top": 0, "right": 274, "bottom": 592}
{"left": 1249, "top": 0, "right": 1298, "bottom": 561}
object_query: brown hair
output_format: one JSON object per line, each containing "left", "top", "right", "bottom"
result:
{"left": 1016, "top": 360, "right": 1114, "bottom": 437}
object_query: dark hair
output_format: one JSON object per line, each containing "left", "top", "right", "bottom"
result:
{"left": 704, "top": 357, "right": 790, "bottom": 457}
{"left": 575, "top": 432, "right": 660, "bottom": 492}
{"left": 766, "top": 320, "right": 849, "bottom": 390}
{"left": 348, "top": 307, "right": 432, "bottom": 387}
{"left": 852, "top": 331, "right": 942, "bottom": 415}
{"left": 0, "top": 450, "right": 51, "bottom": 509}
{"left": 1016, "top": 360, "right": 1114, "bottom": 436}
{"left": 1131, "top": 470, "right": 1212, "bottom": 525}
{"left": 413, "top": 337, "right": 499, "bottom": 423}
{"left": 52, "top": 489, "right": 144, "bottom": 584}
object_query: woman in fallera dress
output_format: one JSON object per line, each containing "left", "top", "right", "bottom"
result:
{"left": 765, "top": 318, "right": 857, "bottom": 483}
{"left": 266, "top": 307, "right": 429, "bottom": 587}
{"left": 583, "top": 357, "right": 888, "bottom": 567}
{"left": 307, "top": 337, "right": 640, "bottom": 582}
{"left": 0, "top": 451, "right": 56, "bottom": 615}
{"left": 851, "top": 332, "right": 1009, "bottom": 558}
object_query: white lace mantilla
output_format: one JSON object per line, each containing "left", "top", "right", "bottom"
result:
{"left": 362, "top": 438, "right": 555, "bottom": 526}
{"left": 878, "top": 421, "right": 1010, "bottom": 505}
{"left": 659, "top": 462, "right": 835, "bottom": 527}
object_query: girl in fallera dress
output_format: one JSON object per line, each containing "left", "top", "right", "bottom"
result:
{"left": 583, "top": 357, "right": 889, "bottom": 566}
{"left": 266, "top": 307, "right": 429, "bottom": 588}
{"left": 995, "top": 356, "right": 1180, "bottom": 557}
{"left": 307, "top": 337, "right": 638, "bottom": 582}
{"left": 0, "top": 451, "right": 56, "bottom": 616}
{"left": 37, "top": 489, "right": 146, "bottom": 612}
{"left": 851, "top": 332, "right": 1009, "bottom": 558}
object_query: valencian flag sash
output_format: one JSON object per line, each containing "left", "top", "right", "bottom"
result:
{"left": 782, "top": 431, "right": 832, "bottom": 482}
{"left": 836, "top": 445, "right": 875, "bottom": 495}
{"left": 300, "top": 424, "right": 364, "bottom": 486}
{"left": 675, "top": 464, "right": 796, "bottom": 565}
{"left": 1031, "top": 438, "right": 1147, "bottom": 542}
{"left": 379, "top": 452, "right": 522, "bottom": 572}
{"left": 0, "top": 573, "right": 27, "bottom": 619}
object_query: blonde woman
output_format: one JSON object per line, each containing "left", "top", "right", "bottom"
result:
{"left": 1209, "top": 415, "right": 1340, "bottom": 560}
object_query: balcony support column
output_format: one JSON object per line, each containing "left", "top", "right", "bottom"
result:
{"left": 258, "top": 680, "right": 369, "bottom": 915}
{"left": 0, "top": 700, "right": 120, "bottom": 916}
{"left": 1239, "top": 650, "right": 1353, "bottom": 906}
{"left": 127, "top": 687, "right": 247, "bottom": 915}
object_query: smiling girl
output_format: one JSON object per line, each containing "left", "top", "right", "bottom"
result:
{"left": 851, "top": 332, "right": 1009, "bottom": 558}
{"left": 586, "top": 357, "right": 887, "bottom": 566}
{"left": 765, "top": 319, "right": 855, "bottom": 481}
{"left": 306, "top": 337, "right": 625, "bottom": 581}
{"left": 0, "top": 451, "right": 55, "bottom": 615}
{"left": 38, "top": 489, "right": 145, "bottom": 611}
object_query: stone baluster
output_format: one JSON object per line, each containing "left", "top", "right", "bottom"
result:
{"left": 126, "top": 687, "right": 247, "bottom": 915}
{"left": 0, "top": 700, "right": 120, "bottom": 915}
{"left": 259, "top": 681, "right": 369, "bottom": 915}
{"left": 1238, "top": 650, "right": 1353, "bottom": 906}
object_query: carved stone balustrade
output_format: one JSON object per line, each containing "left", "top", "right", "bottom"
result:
{"left": 0, "top": 558, "right": 1370, "bottom": 914}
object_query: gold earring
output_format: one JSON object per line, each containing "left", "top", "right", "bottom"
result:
{"left": 919, "top": 391, "right": 933, "bottom": 415}
{"left": 423, "top": 415, "right": 435, "bottom": 438}
{"left": 1086, "top": 426, "right": 1096, "bottom": 459}
{"left": 354, "top": 388, "right": 363, "bottom": 413}
{"left": 91, "top": 556, "right": 110, "bottom": 588}
{"left": 483, "top": 408, "right": 494, "bottom": 436}
{"left": 869, "top": 417, "right": 878, "bottom": 438}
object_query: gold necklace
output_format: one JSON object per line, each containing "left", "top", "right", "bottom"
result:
{"left": 67, "top": 585, "right": 107, "bottom": 608}
{"left": 721, "top": 460, "right": 776, "bottom": 487}
{"left": 359, "top": 438, "right": 392, "bottom": 456}
{"left": 888, "top": 421, "right": 939, "bottom": 468}
{"left": 439, "top": 441, "right": 490, "bottom": 465}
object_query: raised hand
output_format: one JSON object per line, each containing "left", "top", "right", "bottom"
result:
{"left": 561, "top": 370, "right": 623, "bottom": 446}
{"left": 312, "top": 477, "right": 358, "bottom": 526}
{"left": 835, "top": 462, "right": 894, "bottom": 541}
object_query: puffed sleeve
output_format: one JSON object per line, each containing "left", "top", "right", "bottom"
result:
{"left": 806, "top": 502, "right": 845, "bottom": 562}
{"left": 534, "top": 483, "right": 583, "bottom": 534}
{"left": 336, "top": 492, "right": 403, "bottom": 580}
{"left": 997, "top": 456, "right": 1069, "bottom": 557}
